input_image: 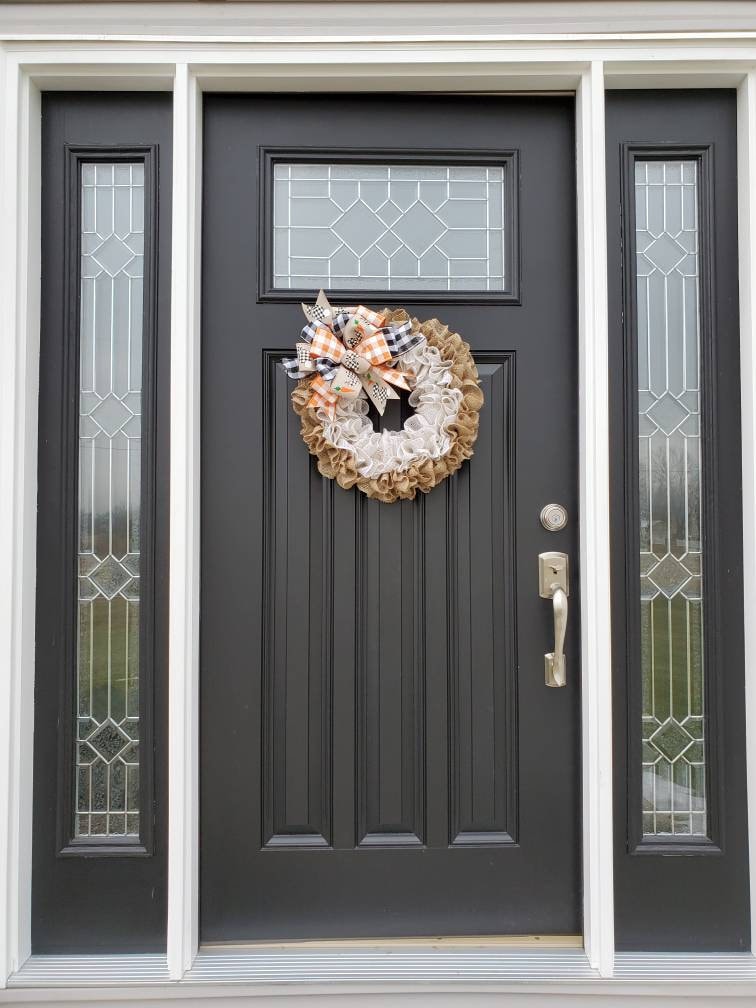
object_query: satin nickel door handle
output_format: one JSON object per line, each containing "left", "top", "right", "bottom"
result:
{"left": 538, "top": 552, "right": 569, "bottom": 688}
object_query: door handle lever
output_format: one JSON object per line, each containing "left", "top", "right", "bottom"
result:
{"left": 538, "top": 552, "right": 569, "bottom": 688}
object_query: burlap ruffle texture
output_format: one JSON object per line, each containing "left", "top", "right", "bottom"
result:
{"left": 291, "top": 310, "right": 484, "bottom": 502}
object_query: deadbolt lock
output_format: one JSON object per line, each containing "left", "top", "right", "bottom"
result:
{"left": 540, "top": 503, "right": 568, "bottom": 532}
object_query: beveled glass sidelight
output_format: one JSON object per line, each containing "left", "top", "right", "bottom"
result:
{"left": 75, "top": 163, "right": 144, "bottom": 839}
{"left": 634, "top": 160, "right": 707, "bottom": 837}
{"left": 272, "top": 162, "right": 508, "bottom": 292}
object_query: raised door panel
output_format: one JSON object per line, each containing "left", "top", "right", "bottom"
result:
{"left": 262, "top": 356, "right": 333, "bottom": 847}
{"left": 261, "top": 354, "right": 515, "bottom": 852}
{"left": 357, "top": 497, "right": 426, "bottom": 847}
{"left": 449, "top": 357, "right": 516, "bottom": 845}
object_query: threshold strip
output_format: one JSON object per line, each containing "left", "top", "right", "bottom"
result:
{"left": 10, "top": 949, "right": 756, "bottom": 988}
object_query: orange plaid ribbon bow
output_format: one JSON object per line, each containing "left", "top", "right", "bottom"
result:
{"left": 283, "top": 290, "right": 422, "bottom": 419}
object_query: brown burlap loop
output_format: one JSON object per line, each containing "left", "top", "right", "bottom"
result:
{"left": 292, "top": 310, "right": 483, "bottom": 502}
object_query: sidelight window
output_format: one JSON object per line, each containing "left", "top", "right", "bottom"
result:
{"left": 74, "top": 162, "right": 145, "bottom": 841}
{"left": 633, "top": 160, "right": 706, "bottom": 838}
{"left": 34, "top": 96, "right": 170, "bottom": 951}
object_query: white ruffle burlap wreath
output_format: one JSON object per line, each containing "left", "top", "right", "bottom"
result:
{"left": 290, "top": 308, "right": 484, "bottom": 503}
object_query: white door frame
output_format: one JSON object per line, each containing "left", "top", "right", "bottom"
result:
{"left": 2, "top": 12, "right": 756, "bottom": 998}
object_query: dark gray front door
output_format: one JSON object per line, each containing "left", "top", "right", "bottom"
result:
{"left": 200, "top": 94, "right": 580, "bottom": 942}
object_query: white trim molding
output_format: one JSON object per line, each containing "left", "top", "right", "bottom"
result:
{"left": 167, "top": 62, "right": 203, "bottom": 983}
{"left": 2, "top": 7, "right": 756, "bottom": 1002}
{"left": 738, "top": 68, "right": 756, "bottom": 965}
{"left": 6, "top": 2, "right": 756, "bottom": 43}
{"left": 576, "top": 60, "right": 614, "bottom": 979}
{"left": 0, "top": 49, "right": 39, "bottom": 989}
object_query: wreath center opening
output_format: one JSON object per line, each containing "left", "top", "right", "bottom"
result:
{"left": 367, "top": 387, "right": 415, "bottom": 433}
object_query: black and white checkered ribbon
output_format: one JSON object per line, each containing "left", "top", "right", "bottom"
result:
{"left": 282, "top": 354, "right": 338, "bottom": 381}
{"left": 284, "top": 314, "right": 421, "bottom": 379}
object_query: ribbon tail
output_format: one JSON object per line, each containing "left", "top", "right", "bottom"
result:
{"left": 375, "top": 364, "right": 413, "bottom": 391}
{"left": 330, "top": 365, "right": 362, "bottom": 399}
{"left": 295, "top": 342, "right": 317, "bottom": 374}
{"left": 307, "top": 391, "right": 337, "bottom": 418}
{"left": 307, "top": 374, "right": 339, "bottom": 418}
{"left": 361, "top": 370, "right": 399, "bottom": 415}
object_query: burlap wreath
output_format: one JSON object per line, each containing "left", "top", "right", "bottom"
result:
{"left": 292, "top": 310, "right": 484, "bottom": 503}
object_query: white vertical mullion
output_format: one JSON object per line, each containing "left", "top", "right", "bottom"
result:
{"left": 576, "top": 60, "right": 615, "bottom": 977}
{"left": 167, "top": 61, "right": 202, "bottom": 981}
{"left": 0, "top": 53, "right": 39, "bottom": 985}
{"left": 737, "top": 69, "right": 756, "bottom": 959}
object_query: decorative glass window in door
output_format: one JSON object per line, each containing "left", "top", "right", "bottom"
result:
{"left": 272, "top": 162, "right": 510, "bottom": 292}
{"left": 634, "top": 160, "right": 706, "bottom": 837}
{"left": 75, "top": 163, "right": 144, "bottom": 839}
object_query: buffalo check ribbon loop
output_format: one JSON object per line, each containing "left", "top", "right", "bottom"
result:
{"left": 283, "top": 290, "right": 424, "bottom": 418}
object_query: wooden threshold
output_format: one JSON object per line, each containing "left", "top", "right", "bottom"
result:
{"left": 204, "top": 934, "right": 584, "bottom": 951}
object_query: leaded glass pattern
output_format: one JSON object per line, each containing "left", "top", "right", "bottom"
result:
{"left": 272, "top": 163, "right": 507, "bottom": 291}
{"left": 75, "top": 163, "right": 144, "bottom": 839}
{"left": 635, "top": 160, "right": 707, "bottom": 837}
